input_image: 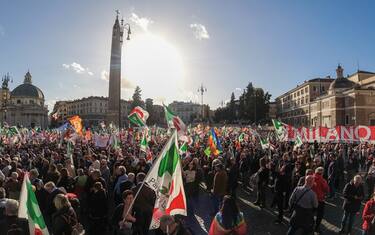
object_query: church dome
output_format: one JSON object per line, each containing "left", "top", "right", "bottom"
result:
{"left": 11, "top": 71, "right": 45, "bottom": 99}
{"left": 329, "top": 77, "right": 356, "bottom": 90}
{"left": 329, "top": 65, "right": 356, "bottom": 91}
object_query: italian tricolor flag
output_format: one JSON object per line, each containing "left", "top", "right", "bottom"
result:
{"left": 145, "top": 131, "right": 187, "bottom": 229}
{"left": 272, "top": 119, "right": 288, "bottom": 141}
{"left": 140, "top": 130, "right": 149, "bottom": 152}
{"left": 128, "top": 106, "right": 149, "bottom": 127}
{"left": 18, "top": 173, "right": 49, "bottom": 235}
{"left": 163, "top": 104, "right": 186, "bottom": 134}
{"left": 294, "top": 135, "right": 303, "bottom": 150}
{"left": 179, "top": 142, "right": 188, "bottom": 154}
{"left": 260, "top": 137, "right": 274, "bottom": 150}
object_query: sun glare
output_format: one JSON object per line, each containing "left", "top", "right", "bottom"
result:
{"left": 124, "top": 32, "right": 185, "bottom": 104}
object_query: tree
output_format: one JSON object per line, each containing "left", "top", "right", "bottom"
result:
{"left": 213, "top": 83, "right": 272, "bottom": 124}
{"left": 145, "top": 98, "right": 155, "bottom": 125}
{"left": 229, "top": 92, "right": 236, "bottom": 122}
{"left": 131, "top": 86, "right": 144, "bottom": 109}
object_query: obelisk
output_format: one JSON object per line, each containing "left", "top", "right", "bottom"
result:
{"left": 107, "top": 11, "right": 124, "bottom": 126}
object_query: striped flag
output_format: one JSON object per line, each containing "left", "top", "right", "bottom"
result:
{"left": 294, "top": 135, "right": 303, "bottom": 150}
{"left": 128, "top": 106, "right": 149, "bottom": 127}
{"left": 140, "top": 131, "right": 149, "bottom": 152}
{"left": 145, "top": 132, "right": 187, "bottom": 229}
{"left": 163, "top": 104, "right": 186, "bottom": 134}
{"left": 272, "top": 119, "right": 288, "bottom": 141}
{"left": 179, "top": 142, "right": 188, "bottom": 154}
{"left": 18, "top": 173, "right": 49, "bottom": 235}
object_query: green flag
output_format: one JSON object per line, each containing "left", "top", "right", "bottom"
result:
{"left": 204, "top": 147, "right": 211, "bottom": 157}
{"left": 163, "top": 104, "right": 186, "bottom": 133}
{"left": 18, "top": 174, "right": 50, "bottom": 234}
{"left": 140, "top": 132, "right": 148, "bottom": 152}
{"left": 294, "top": 135, "right": 303, "bottom": 150}
{"left": 7, "top": 126, "right": 19, "bottom": 137}
{"left": 179, "top": 142, "right": 188, "bottom": 154}
{"left": 260, "top": 138, "right": 269, "bottom": 150}
{"left": 272, "top": 119, "right": 287, "bottom": 141}
{"left": 238, "top": 133, "right": 245, "bottom": 142}
{"left": 144, "top": 132, "right": 187, "bottom": 229}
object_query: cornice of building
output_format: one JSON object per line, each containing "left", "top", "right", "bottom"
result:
{"left": 276, "top": 78, "right": 334, "bottom": 100}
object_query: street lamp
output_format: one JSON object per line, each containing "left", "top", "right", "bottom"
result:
{"left": 1, "top": 73, "right": 12, "bottom": 124}
{"left": 117, "top": 11, "right": 131, "bottom": 128}
{"left": 252, "top": 90, "right": 260, "bottom": 124}
{"left": 198, "top": 84, "right": 207, "bottom": 120}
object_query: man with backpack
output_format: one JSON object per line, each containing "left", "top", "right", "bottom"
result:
{"left": 287, "top": 175, "right": 318, "bottom": 235}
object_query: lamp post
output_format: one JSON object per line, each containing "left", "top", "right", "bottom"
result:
{"left": 1, "top": 73, "right": 12, "bottom": 124}
{"left": 252, "top": 89, "right": 259, "bottom": 124}
{"left": 198, "top": 84, "right": 207, "bottom": 120}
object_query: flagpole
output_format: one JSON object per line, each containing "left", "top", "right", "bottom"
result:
{"left": 267, "top": 132, "right": 271, "bottom": 159}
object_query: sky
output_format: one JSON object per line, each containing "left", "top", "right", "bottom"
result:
{"left": 1, "top": 0, "right": 375, "bottom": 112}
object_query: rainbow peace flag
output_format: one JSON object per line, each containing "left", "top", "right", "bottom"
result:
{"left": 207, "top": 128, "right": 223, "bottom": 156}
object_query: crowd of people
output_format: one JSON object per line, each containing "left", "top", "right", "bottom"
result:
{"left": 0, "top": 125, "right": 375, "bottom": 235}
{"left": 246, "top": 137, "right": 375, "bottom": 235}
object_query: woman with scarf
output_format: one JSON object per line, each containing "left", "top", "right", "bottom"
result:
{"left": 209, "top": 195, "right": 247, "bottom": 235}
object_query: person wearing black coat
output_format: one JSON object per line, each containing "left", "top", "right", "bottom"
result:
{"left": 88, "top": 182, "right": 108, "bottom": 235}
{"left": 327, "top": 155, "right": 338, "bottom": 198}
{"left": 52, "top": 194, "right": 79, "bottom": 235}
{"left": 132, "top": 173, "right": 156, "bottom": 235}
{"left": 339, "top": 175, "right": 365, "bottom": 234}
{"left": 44, "top": 181, "right": 65, "bottom": 230}
{"left": 254, "top": 157, "right": 269, "bottom": 208}
{"left": 0, "top": 199, "right": 29, "bottom": 235}
{"left": 57, "top": 168, "right": 74, "bottom": 192}
{"left": 272, "top": 166, "right": 288, "bottom": 224}
{"left": 227, "top": 157, "right": 239, "bottom": 197}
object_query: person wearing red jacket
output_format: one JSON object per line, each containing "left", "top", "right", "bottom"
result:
{"left": 362, "top": 192, "right": 375, "bottom": 235}
{"left": 312, "top": 167, "right": 329, "bottom": 233}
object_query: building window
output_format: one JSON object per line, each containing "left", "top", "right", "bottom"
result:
{"left": 30, "top": 100, "right": 34, "bottom": 104}
{"left": 17, "top": 100, "right": 21, "bottom": 104}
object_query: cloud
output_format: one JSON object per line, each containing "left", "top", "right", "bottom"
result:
{"left": 46, "top": 99, "right": 58, "bottom": 113}
{"left": 235, "top": 88, "right": 242, "bottom": 92}
{"left": 101, "top": 70, "right": 135, "bottom": 89}
{"left": 62, "top": 62, "right": 94, "bottom": 76}
{"left": 190, "top": 23, "right": 210, "bottom": 40}
{"left": 101, "top": 70, "right": 109, "bottom": 81}
{"left": 121, "top": 78, "right": 135, "bottom": 89}
{"left": 129, "top": 13, "right": 153, "bottom": 32}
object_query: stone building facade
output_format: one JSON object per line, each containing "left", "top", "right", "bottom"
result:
{"left": 168, "top": 101, "right": 210, "bottom": 123}
{"left": 52, "top": 96, "right": 131, "bottom": 127}
{"left": 0, "top": 71, "right": 48, "bottom": 128}
{"left": 276, "top": 65, "right": 375, "bottom": 128}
